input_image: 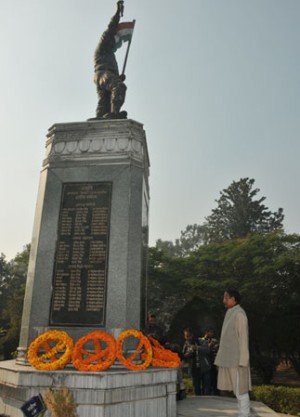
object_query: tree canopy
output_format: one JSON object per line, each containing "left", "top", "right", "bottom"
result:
{"left": 205, "top": 178, "right": 284, "bottom": 243}
{"left": 155, "top": 178, "right": 284, "bottom": 255}
{"left": 155, "top": 224, "right": 208, "bottom": 257}
{"left": 0, "top": 245, "right": 30, "bottom": 359}
{"left": 148, "top": 231, "right": 300, "bottom": 380}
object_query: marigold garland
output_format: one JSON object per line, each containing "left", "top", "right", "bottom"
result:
{"left": 116, "top": 329, "right": 153, "bottom": 371}
{"left": 72, "top": 330, "right": 117, "bottom": 372}
{"left": 146, "top": 336, "right": 181, "bottom": 368}
{"left": 28, "top": 329, "right": 179, "bottom": 372}
{"left": 27, "top": 330, "right": 74, "bottom": 371}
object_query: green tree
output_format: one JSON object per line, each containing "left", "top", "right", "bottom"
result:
{"left": 205, "top": 178, "right": 284, "bottom": 243}
{"left": 175, "top": 224, "right": 208, "bottom": 255}
{"left": 0, "top": 253, "right": 12, "bottom": 330}
{"left": 155, "top": 224, "right": 208, "bottom": 257}
{"left": 168, "top": 296, "right": 224, "bottom": 345}
{"left": 0, "top": 245, "right": 30, "bottom": 359}
{"left": 149, "top": 230, "right": 300, "bottom": 380}
{"left": 146, "top": 247, "right": 189, "bottom": 332}
{"left": 183, "top": 232, "right": 300, "bottom": 381}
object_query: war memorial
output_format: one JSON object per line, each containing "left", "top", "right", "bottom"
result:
{"left": 0, "top": 2, "right": 178, "bottom": 416}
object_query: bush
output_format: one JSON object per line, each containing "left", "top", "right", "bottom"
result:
{"left": 251, "top": 385, "right": 300, "bottom": 416}
{"left": 183, "top": 378, "right": 194, "bottom": 396}
{"left": 251, "top": 353, "right": 279, "bottom": 384}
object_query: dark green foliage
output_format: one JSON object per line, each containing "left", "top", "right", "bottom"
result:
{"left": 251, "top": 385, "right": 300, "bottom": 415}
{"left": 205, "top": 178, "right": 284, "bottom": 243}
{"left": 156, "top": 224, "right": 208, "bottom": 257}
{"left": 168, "top": 296, "right": 223, "bottom": 344}
{"left": 0, "top": 254, "right": 12, "bottom": 330}
{"left": 187, "top": 232, "right": 300, "bottom": 380}
{"left": 146, "top": 247, "right": 188, "bottom": 332}
{"left": 148, "top": 231, "right": 300, "bottom": 381}
{"left": 0, "top": 245, "right": 30, "bottom": 359}
{"left": 182, "top": 378, "right": 194, "bottom": 396}
{"left": 147, "top": 179, "right": 297, "bottom": 381}
{"left": 250, "top": 354, "right": 279, "bottom": 384}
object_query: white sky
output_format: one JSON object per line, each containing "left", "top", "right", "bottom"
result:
{"left": 0, "top": 0, "right": 299, "bottom": 260}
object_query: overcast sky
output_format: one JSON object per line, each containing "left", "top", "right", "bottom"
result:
{"left": 0, "top": 0, "right": 299, "bottom": 260}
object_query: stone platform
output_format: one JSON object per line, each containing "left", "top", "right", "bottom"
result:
{"left": 177, "top": 395, "right": 280, "bottom": 417}
{"left": 0, "top": 360, "right": 177, "bottom": 417}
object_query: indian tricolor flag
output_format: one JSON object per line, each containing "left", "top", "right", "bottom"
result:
{"left": 114, "top": 20, "right": 135, "bottom": 50}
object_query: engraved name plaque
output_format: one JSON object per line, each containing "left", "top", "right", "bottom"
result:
{"left": 50, "top": 182, "right": 112, "bottom": 326}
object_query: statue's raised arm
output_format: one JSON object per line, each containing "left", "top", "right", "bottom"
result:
{"left": 93, "top": 1, "right": 127, "bottom": 119}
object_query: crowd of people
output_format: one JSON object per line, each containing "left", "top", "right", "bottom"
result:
{"left": 144, "top": 313, "right": 219, "bottom": 397}
{"left": 182, "top": 327, "right": 219, "bottom": 396}
{"left": 144, "top": 288, "right": 251, "bottom": 417}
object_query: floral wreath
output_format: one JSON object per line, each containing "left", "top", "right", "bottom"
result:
{"left": 28, "top": 329, "right": 180, "bottom": 371}
{"left": 27, "top": 330, "right": 74, "bottom": 371}
{"left": 116, "top": 329, "right": 153, "bottom": 371}
{"left": 72, "top": 330, "right": 117, "bottom": 372}
{"left": 147, "top": 336, "right": 181, "bottom": 368}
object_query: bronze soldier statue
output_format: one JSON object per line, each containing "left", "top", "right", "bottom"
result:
{"left": 94, "top": 1, "right": 127, "bottom": 119}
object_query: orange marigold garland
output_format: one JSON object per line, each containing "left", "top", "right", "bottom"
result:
{"left": 116, "top": 329, "right": 152, "bottom": 371}
{"left": 27, "top": 330, "right": 74, "bottom": 370}
{"left": 72, "top": 330, "right": 117, "bottom": 371}
{"left": 28, "top": 329, "right": 179, "bottom": 372}
{"left": 147, "top": 336, "right": 181, "bottom": 368}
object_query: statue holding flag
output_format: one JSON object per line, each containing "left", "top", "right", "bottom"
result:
{"left": 93, "top": 1, "right": 135, "bottom": 119}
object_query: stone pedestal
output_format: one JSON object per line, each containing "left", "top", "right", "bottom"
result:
{"left": 0, "top": 361, "right": 177, "bottom": 417}
{"left": 0, "top": 119, "right": 178, "bottom": 417}
{"left": 17, "top": 119, "right": 150, "bottom": 362}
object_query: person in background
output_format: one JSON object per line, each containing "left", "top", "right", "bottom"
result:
{"left": 144, "top": 313, "right": 167, "bottom": 345}
{"left": 145, "top": 313, "right": 186, "bottom": 400}
{"left": 214, "top": 288, "right": 252, "bottom": 417}
{"left": 182, "top": 328, "right": 211, "bottom": 395}
{"left": 201, "top": 328, "right": 219, "bottom": 394}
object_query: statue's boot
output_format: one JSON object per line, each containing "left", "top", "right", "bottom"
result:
{"left": 102, "top": 111, "right": 127, "bottom": 119}
{"left": 114, "top": 110, "right": 127, "bottom": 119}
{"left": 102, "top": 112, "right": 112, "bottom": 119}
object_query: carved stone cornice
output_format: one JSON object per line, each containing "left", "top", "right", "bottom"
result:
{"left": 43, "top": 119, "right": 150, "bottom": 174}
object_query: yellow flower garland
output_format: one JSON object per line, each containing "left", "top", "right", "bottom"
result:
{"left": 27, "top": 330, "right": 74, "bottom": 370}
{"left": 116, "top": 329, "right": 153, "bottom": 371}
{"left": 28, "top": 329, "right": 179, "bottom": 372}
{"left": 147, "top": 336, "right": 181, "bottom": 368}
{"left": 72, "top": 330, "right": 117, "bottom": 372}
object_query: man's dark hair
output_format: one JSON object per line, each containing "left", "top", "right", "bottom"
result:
{"left": 226, "top": 288, "right": 241, "bottom": 304}
{"left": 205, "top": 327, "right": 214, "bottom": 333}
{"left": 183, "top": 327, "right": 193, "bottom": 334}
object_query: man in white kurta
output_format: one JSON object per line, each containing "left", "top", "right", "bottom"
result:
{"left": 214, "top": 289, "right": 252, "bottom": 417}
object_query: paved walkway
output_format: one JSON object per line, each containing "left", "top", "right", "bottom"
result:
{"left": 177, "top": 396, "right": 279, "bottom": 417}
